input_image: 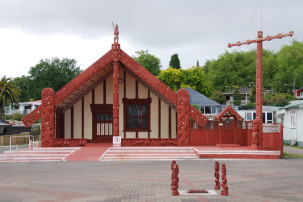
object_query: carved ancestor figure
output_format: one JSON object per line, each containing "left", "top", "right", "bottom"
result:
{"left": 221, "top": 164, "right": 229, "bottom": 196}
{"left": 214, "top": 161, "right": 220, "bottom": 190}
{"left": 171, "top": 164, "right": 180, "bottom": 196}
{"left": 112, "top": 22, "right": 119, "bottom": 43}
{"left": 252, "top": 119, "right": 259, "bottom": 147}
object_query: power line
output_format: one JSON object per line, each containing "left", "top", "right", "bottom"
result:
{"left": 243, "top": 0, "right": 261, "bottom": 41}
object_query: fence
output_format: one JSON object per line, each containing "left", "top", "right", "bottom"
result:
{"left": 190, "top": 120, "right": 283, "bottom": 152}
{"left": 0, "top": 132, "right": 32, "bottom": 146}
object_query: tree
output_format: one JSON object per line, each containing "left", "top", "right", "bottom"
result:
{"left": 232, "top": 85, "right": 241, "bottom": 106}
{"left": 211, "top": 90, "right": 226, "bottom": 104}
{"left": 263, "top": 93, "right": 297, "bottom": 106}
{"left": 196, "top": 60, "right": 200, "bottom": 67}
{"left": 0, "top": 76, "right": 20, "bottom": 121}
{"left": 169, "top": 54, "right": 181, "bottom": 69}
{"left": 15, "top": 58, "right": 82, "bottom": 100}
{"left": 156, "top": 67, "right": 182, "bottom": 91}
{"left": 14, "top": 76, "right": 31, "bottom": 102}
{"left": 157, "top": 66, "right": 212, "bottom": 97}
{"left": 274, "top": 40, "right": 303, "bottom": 93}
{"left": 133, "top": 50, "right": 161, "bottom": 76}
{"left": 204, "top": 50, "right": 257, "bottom": 92}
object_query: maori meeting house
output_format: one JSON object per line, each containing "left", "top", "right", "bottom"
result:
{"left": 22, "top": 28, "right": 283, "bottom": 159}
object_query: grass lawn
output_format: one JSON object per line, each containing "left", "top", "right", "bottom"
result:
{"left": 283, "top": 152, "right": 303, "bottom": 158}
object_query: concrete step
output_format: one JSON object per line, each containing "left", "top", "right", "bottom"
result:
{"left": 100, "top": 147, "right": 199, "bottom": 161}
{"left": 0, "top": 147, "right": 80, "bottom": 162}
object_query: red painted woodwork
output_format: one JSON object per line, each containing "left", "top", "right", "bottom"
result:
{"left": 55, "top": 50, "right": 113, "bottom": 108}
{"left": 169, "top": 107, "right": 172, "bottom": 138}
{"left": 228, "top": 31, "right": 293, "bottom": 147}
{"left": 122, "top": 98, "right": 151, "bottom": 132}
{"left": 158, "top": 98, "right": 161, "bottom": 138}
{"left": 214, "top": 161, "right": 220, "bottom": 190}
{"left": 21, "top": 105, "right": 41, "bottom": 127}
{"left": 52, "top": 138, "right": 87, "bottom": 147}
{"left": 215, "top": 101, "right": 243, "bottom": 121}
{"left": 189, "top": 105, "right": 208, "bottom": 128}
{"left": 113, "top": 61, "right": 119, "bottom": 136}
{"left": 177, "top": 89, "right": 190, "bottom": 146}
{"left": 55, "top": 108, "right": 64, "bottom": 138}
{"left": 103, "top": 80, "right": 106, "bottom": 104}
{"left": 190, "top": 121, "right": 247, "bottom": 146}
{"left": 91, "top": 104, "right": 113, "bottom": 142}
{"left": 119, "top": 50, "right": 177, "bottom": 108}
{"left": 41, "top": 88, "right": 55, "bottom": 147}
{"left": 81, "top": 98, "right": 84, "bottom": 139}
{"left": 171, "top": 164, "right": 180, "bottom": 196}
{"left": 122, "top": 138, "right": 177, "bottom": 146}
{"left": 71, "top": 106, "right": 74, "bottom": 139}
{"left": 221, "top": 164, "right": 228, "bottom": 196}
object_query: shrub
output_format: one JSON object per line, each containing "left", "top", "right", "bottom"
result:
{"left": 11, "top": 113, "right": 25, "bottom": 121}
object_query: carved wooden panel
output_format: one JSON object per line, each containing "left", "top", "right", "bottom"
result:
{"left": 122, "top": 138, "right": 177, "bottom": 146}
{"left": 189, "top": 105, "right": 209, "bottom": 128}
{"left": 41, "top": 88, "right": 55, "bottom": 147}
{"left": 21, "top": 106, "right": 41, "bottom": 127}
{"left": 177, "top": 89, "right": 190, "bottom": 146}
{"left": 52, "top": 138, "right": 87, "bottom": 147}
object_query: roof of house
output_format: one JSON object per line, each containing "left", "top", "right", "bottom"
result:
{"left": 283, "top": 100, "right": 303, "bottom": 109}
{"left": 20, "top": 100, "right": 41, "bottom": 105}
{"left": 222, "top": 87, "right": 252, "bottom": 95}
{"left": 183, "top": 87, "right": 220, "bottom": 107}
{"left": 22, "top": 39, "right": 209, "bottom": 128}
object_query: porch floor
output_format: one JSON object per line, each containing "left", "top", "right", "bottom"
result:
{"left": 194, "top": 146, "right": 281, "bottom": 159}
{"left": 65, "top": 143, "right": 111, "bottom": 161}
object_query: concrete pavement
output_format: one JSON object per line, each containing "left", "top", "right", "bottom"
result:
{"left": 284, "top": 145, "right": 303, "bottom": 156}
{"left": 1, "top": 159, "right": 303, "bottom": 201}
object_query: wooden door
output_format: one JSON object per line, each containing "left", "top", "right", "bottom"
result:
{"left": 91, "top": 104, "right": 113, "bottom": 143}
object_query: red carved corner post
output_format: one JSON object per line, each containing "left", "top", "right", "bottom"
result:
{"left": 177, "top": 89, "right": 190, "bottom": 146}
{"left": 41, "top": 88, "right": 55, "bottom": 147}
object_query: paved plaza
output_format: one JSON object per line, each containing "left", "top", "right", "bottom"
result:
{"left": 1, "top": 158, "right": 303, "bottom": 201}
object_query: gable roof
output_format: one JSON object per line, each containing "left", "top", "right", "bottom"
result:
{"left": 184, "top": 87, "right": 220, "bottom": 107}
{"left": 215, "top": 101, "right": 243, "bottom": 120}
{"left": 22, "top": 41, "right": 208, "bottom": 128}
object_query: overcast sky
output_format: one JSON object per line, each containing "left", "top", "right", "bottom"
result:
{"left": 0, "top": 0, "right": 302, "bottom": 78}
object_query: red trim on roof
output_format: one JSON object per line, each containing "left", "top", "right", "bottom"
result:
{"left": 215, "top": 103, "right": 243, "bottom": 120}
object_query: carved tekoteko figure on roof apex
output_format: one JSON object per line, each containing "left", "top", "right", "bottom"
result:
{"left": 112, "top": 22, "right": 119, "bottom": 43}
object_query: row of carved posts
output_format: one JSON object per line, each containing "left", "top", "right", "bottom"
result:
{"left": 171, "top": 160, "right": 228, "bottom": 196}
{"left": 214, "top": 161, "right": 228, "bottom": 196}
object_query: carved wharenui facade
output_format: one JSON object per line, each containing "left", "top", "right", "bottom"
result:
{"left": 22, "top": 26, "right": 208, "bottom": 147}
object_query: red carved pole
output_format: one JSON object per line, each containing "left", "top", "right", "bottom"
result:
{"left": 214, "top": 161, "right": 220, "bottom": 190}
{"left": 228, "top": 31, "right": 293, "bottom": 147}
{"left": 171, "top": 164, "right": 180, "bottom": 196}
{"left": 41, "top": 88, "right": 55, "bottom": 147}
{"left": 112, "top": 23, "right": 120, "bottom": 137}
{"left": 221, "top": 164, "right": 228, "bottom": 196}
{"left": 113, "top": 60, "right": 119, "bottom": 137}
{"left": 256, "top": 31, "right": 263, "bottom": 146}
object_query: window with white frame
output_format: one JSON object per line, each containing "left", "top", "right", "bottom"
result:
{"left": 248, "top": 112, "right": 273, "bottom": 123}
{"left": 290, "top": 111, "right": 296, "bottom": 128}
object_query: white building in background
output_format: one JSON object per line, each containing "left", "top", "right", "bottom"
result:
{"left": 4, "top": 100, "right": 41, "bottom": 116}
{"left": 278, "top": 100, "right": 303, "bottom": 147}
{"left": 237, "top": 106, "right": 282, "bottom": 124}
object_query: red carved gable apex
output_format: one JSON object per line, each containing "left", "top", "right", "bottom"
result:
{"left": 215, "top": 103, "right": 243, "bottom": 121}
